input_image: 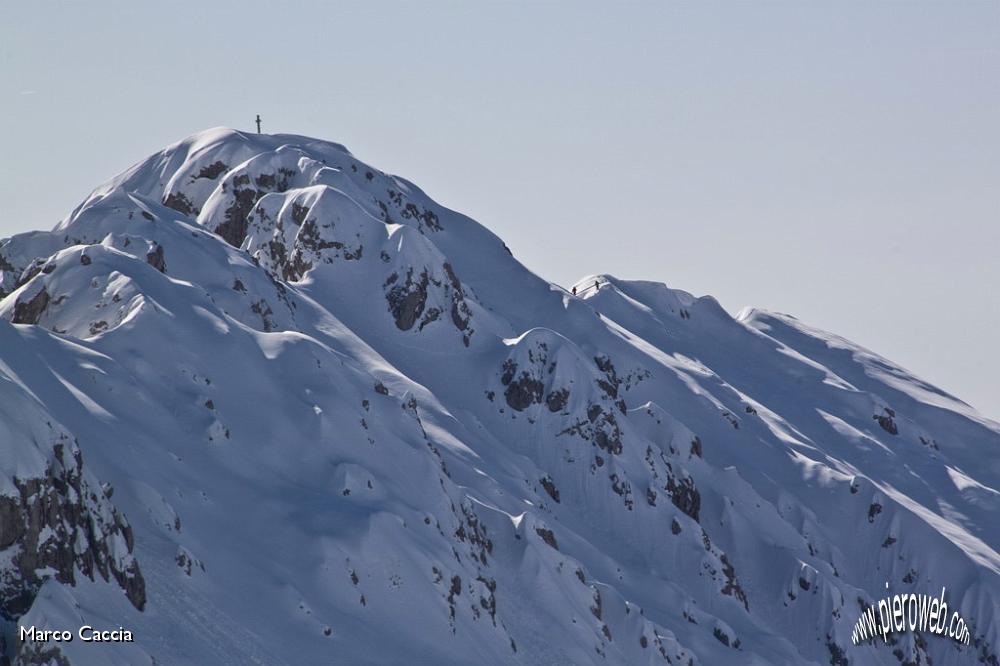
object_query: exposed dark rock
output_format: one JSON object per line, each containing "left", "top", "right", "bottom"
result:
{"left": 535, "top": 527, "right": 558, "bottom": 550}
{"left": 504, "top": 373, "right": 544, "bottom": 411}
{"left": 383, "top": 189, "right": 443, "bottom": 233}
{"left": 291, "top": 202, "right": 309, "bottom": 225}
{"left": 545, "top": 388, "right": 569, "bottom": 412}
{"left": 919, "top": 435, "right": 940, "bottom": 450}
{"left": 593, "top": 355, "right": 619, "bottom": 398}
{"left": 215, "top": 187, "right": 258, "bottom": 247}
{"left": 558, "top": 404, "right": 624, "bottom": 457}
{"left": 176, "top": 549, "right": 194, "bottom": 576}
{"left": 385, "top": 269, "right": 429, "bottom": 331}
{"left": 593, "top": 417, "right": 623, "bottom": 455}
{"left": 0, "top": 440, "right": 145, "bottom": 622}
{"left": 476, "top": 575, "right": 498, "bottom": 625}
{"left": 592, "top": 355, "right": 631, "bottom": 413}
{"left": 500, "top": 360, "right": 518, "bottom": 386}
{"left": 442, "top": 263, "right": 472, "bottom": 344}
{"left": 827, "top": 637, "right": 848, "bottom": 665}
{"left": 539, "top": 476, "right": 561, "bottom": 503}
{"left": 720, "top": 554, "right": 749, "bottom": 611}
{"left": 250, "top": 299, "right": 275, "bottom": 332}
{"left": 192, "top": 160, "right": 228, "bottom": 181}
{"left": 591, "top": 589, "right": 602, "bottom": 620}
{"left": 11, "top": 288, "right": 50, "bottom": 325}
{"left": 214, "top": 169, "right": 296, "bottom": 249}
{"left": 146, "top": 243, "right": 166, "bottom": 273}
{"left": 609, "top": 473, "right": 634, "bottom": 510}
{"left": 874, "top": 411, "right": 899, "bottom": 435}
{"left": 453, "top": 503, "right": 493, "bottom": 565}
{"left": 380, "top": 262, "right": 472, "bottom": 341}
{"left": 163, "top": 191, "right": 197, "bottom": 217}
{"left": 666, "top": 474, "right": 701, "bottom": 522}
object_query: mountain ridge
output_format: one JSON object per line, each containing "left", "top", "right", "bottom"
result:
{"left": 1, "top": 128, "right": 997, "bottom": 665}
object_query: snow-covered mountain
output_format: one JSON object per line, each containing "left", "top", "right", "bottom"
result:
{"left": 1, "top": 128, "right": 997, "bottom": 665}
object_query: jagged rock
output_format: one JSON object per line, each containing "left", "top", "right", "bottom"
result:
{"left": 1, "top": 439, "right": 145, "bottom": 621}
{"left": 145, "top": 243, "right": 166, "bottom": 273}
{"left": 386, "top": 268, "right": 430, "bottom": 331}
{"left": 535, "top": 527, "right": 558, "bottom": 550}
{"left": 666, "top": 474, "right": 701, "bottom": 522}
{"left": 539, "top": 476, "right": 561, "bottom": 503}
{"left": 11, "top": 287, "right": 49, "bottom": 324}
{"left": 874, "top": 410, "right": 899, "bottom": 435}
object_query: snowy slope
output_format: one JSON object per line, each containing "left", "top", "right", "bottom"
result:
{"left": 1, "top": 128, "right": 997, "bottom": 665}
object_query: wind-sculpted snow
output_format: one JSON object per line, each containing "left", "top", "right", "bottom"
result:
{"left": 0, "top": 128, "right": 998, "bottom": 665}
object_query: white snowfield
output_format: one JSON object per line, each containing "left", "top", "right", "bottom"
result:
{"left": 0, "top": 128, "right": 997, "bottom": 665}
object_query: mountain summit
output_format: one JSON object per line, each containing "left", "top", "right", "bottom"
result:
{"left": 1, "top": 128, "right": 997, "bottom": 665}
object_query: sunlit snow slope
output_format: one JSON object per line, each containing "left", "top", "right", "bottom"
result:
{"left": 1, "top": 128, "right": 997, "bottom": 665}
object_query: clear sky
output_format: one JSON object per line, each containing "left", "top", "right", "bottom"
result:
{"left": 2, "top": 2, "right": 998, "bottom": 419}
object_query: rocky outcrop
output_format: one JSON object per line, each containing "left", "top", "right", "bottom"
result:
{"left": 200, "top": 168, "right": 295, "bottom": 248}
{"left": 386, "top": 268, "right": 432, "bottom": 331}
{"left": 0, "top": 436, "right": 145, "bottom": 622}
{"left": 501, "top": 358, "right": 545, "bottom": 411}
{"left": 383, "top": 261, "right": 475, "bottom": 345}
{"left": 666, "top": 473, "right": 701, "bottom": 522}
{"left": 874, "top": 408, "right": 898, "bottom": 435}
{"left": 145, "top": 242, "right": 166, "bottom": 273}
{"left": 11, "top": 287, "right": 50, "bottom": 325}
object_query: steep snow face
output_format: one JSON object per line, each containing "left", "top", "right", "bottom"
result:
{"left": 1, "top": 129, "right": 998, "bottom": 666}
{"left": 0, "top": 326, "right": 144, "bottom": 664}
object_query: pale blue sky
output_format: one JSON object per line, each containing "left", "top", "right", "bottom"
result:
{"left": 2, "top": 2, "right": 998, "bottom": 418}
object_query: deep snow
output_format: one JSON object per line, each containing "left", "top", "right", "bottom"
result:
{"left": 1, "top": 128, "right": 997, "bottom": 665}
